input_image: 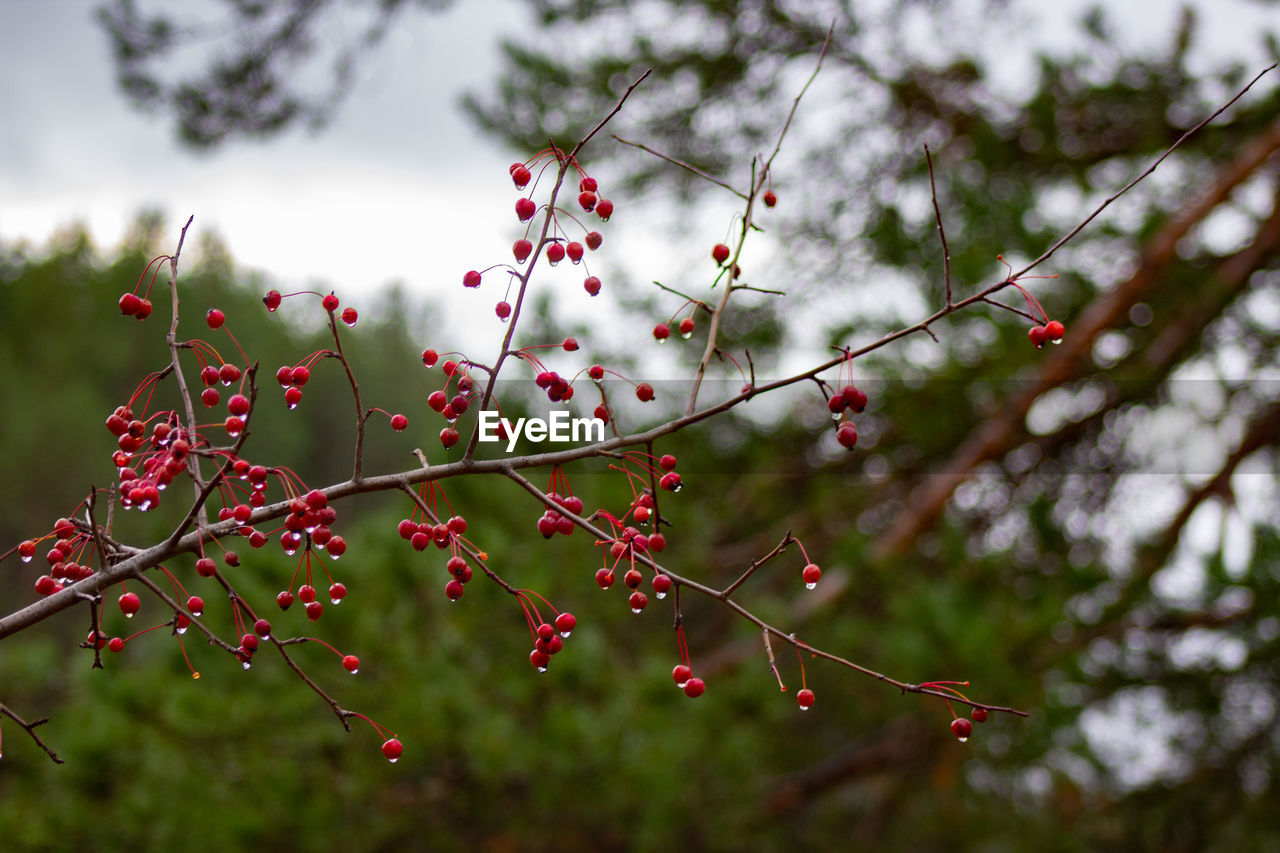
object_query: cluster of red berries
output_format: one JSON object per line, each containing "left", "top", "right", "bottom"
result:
{"left": 826, "top": 383, "right": 867, "bottom": 450}
{"left": 117, "top": 291, "right": 154, "bottom": 320}
{"left": 529, "top": 611, "right": 577, "bottom": 672}
{"left": 1028, "top": 319, "right": 1065, "bottom": 349}
{"left": 951, "top": 707, "right": 989, "bottom": 742}
{"left": 424, "top": 355, "right": 475, "bottom": 449}
{"left": 672, "top": 664, "right": 705, "bottom": 698}
{"left": 495, "top": 160, "right": 612, "bottom": 298}
{"left": 537, "top": 492, "right": 584, "bottom": 538}
{"left": 395, "top": 513, "right": 477, "bottom": 600}
{"left": 26, "top": 518, "right": 95, "bottom": 596}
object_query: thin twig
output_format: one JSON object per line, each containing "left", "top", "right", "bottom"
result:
{"left": 613, "top": 136, "right": 748, "bottom": 199}
{"left": 924, "top": 145, "right": 953, "bottom": 305}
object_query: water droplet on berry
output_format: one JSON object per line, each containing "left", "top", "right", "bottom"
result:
{"left": 655, "top": 590, "right": 667, "bottom": 600}
{"left": 655, "top": 337, "right": 667, "bottom": 345}
{"left": 176, "top": 624, "right": 188, "bottom": 635}
{"left": 330, "top": 595, "right": 342, "bottom": 605}
{"left": 680, "top": 330, "right": 693, "bottom": 340}
{"left": 124, "top": 611, "right": 135, "bottom": 619}
{"left": 536, "top": 664, "right": 548, "bottom": 673}
{"left": 956, "top": 734, "right": 968, "bottom": 743}
{"left": 21, "top": 555, "right": 32, "bottom": 563}
{"left": 559, "top": 630, "right": 572, "bottom": 639}
{"left": 242, "top": 660, "right": 252, "bottom": 670}
{"left": 805, "top": 581, "right": 817, "bottom": 590}
{"left": 670, "top": 482, "right": 683, "bottom": 493}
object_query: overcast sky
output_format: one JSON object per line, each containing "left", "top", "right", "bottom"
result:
{"left": 1, "top": 0, "right": 1275, "bottom": 312}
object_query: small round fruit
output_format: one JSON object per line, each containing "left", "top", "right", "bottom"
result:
{"left": 797, "top": 688, "right": 815, "bottom": 709}
{"left": 951, "top": 717, "right": 974, "bottom": 742}
{"left": 206, "top": 308, "right": 226, "bottom": 329}
{"left": 763, "top": 190, "right": 777, "bottom": 207}
{"left": 382, "top": 738, "right": 403, "bottom": 762}
{"left": 1028, "top": 325, "right": 1048, "bottom": 349}
{"left": 712, "top": 243, "right": 731, "bottom": 265}
{"left": 672, "top": 664, "right": 692, "bottom": 687}
{"left": 342, "top": 655, "right": 360, "bottom": 673}
{"left": 684, "top": 677, "right": 705, "bottom": 698}
{"left": 971, "top": 707, "right": 989, "bottom": 723}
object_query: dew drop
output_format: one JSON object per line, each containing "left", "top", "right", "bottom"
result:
{"left": 176, "top": 625, "right": 188, "bottom": 635}
{"left": 956, "top": 735, "right": 968, "bottom": 743}
{"left": 192, "top": 672, "right": 200, "bottom": 679}
{"left": 138, "top": 500, "right": 152, "bottom": 512}
{"left": 656, "top": 338, "right": 666, "bottom": 345}
{"left": 330, "top": 596, "right": 342, "bottom": 605}
{"left": 799, "top": 705, "right": 810, "bottom": 712}
{"left": 805, "top": 581, "right": 817, "bottom": 590}
{"left": 559, "top": 630, "right": 572, "bottom": 639}
{"left": 347, "top": 666, "right": 359, "bottom": 675}
{"left": 287, "top": 401, "right": 298, "bottom": 411}
{"left": 680, "top": 331, "right": 693, "bottom": 340}
{"left": 831, "top": 412, "right": 842, "bottom": 422}
{"left": 329, "top": 552, "right": 341, "bottom": 561}
{"left": 283, "top": 545, "right": 298, "bottom": 556}
{"left": 631, "top": 606, "right": 643, "bottom": 614}
{"left": 242, "top": 660, "right": 252, "bottom": 671}
{"left": 655, "top": 591, "right": 667, "bottom": 600}
{"left": 670, "top": 483, "right": 683, "bottom": 493}
{"left": 387, "top": 756, "right": 399, "bottom": 764}
{"left": 1051, "top": 339, "right": 1062, "bottom": 345}
{"left": 676, "top": 680, "right": 688, "bottom": 689}
{"left": 20, "top": 555, "right": 32, "bottom": 563}
{"left": 536, "top": 665, "right": 548, "bottom": 673}
{"left": 124, "top": 612, "right": 135, "bottom": 619}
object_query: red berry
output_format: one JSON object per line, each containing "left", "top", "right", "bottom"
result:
{"left": 513, "top": 239, "right": 533, "bottom": 263}
{"left": 1028, "top": 325, "right": 1048, "bottom": 349}
{"left": 118, "top": 292, "right": 141, "bottom": 316}
{"left": 628, "top": 591, "right": 648, "bottom": 613}
{"left": 566, "top": 241, "right": 584, "bottom": 263}
{"left": 511, "top": 164, "right": 531, "bottom": 188}
{"left": 263, "top": 290, "right": 281, "bottom": 311}
{"left": 440, "top": 427, "right": 459, "bottom": 449}
{"left": 228, "top": 394, "right": 250, "bottom": 416}
{"left": 546, "top": 242, "right": 566, "bottom": 265}
{"left": 108, "top": 637, "right": 125, "bottom": 653}
{"left": 579, "top": 176, "right": 597, "bottom": 192}
{"left": 445, "top": 579, "right": 464, "bottom": 601}
{"left": 305, "top": 601, "right": 323, "bottom": 621}
{"left": 329, "top": 582, "right": 347, "bottom": 603}
{"left": 421, "top": 349, "right": 439, "bottom": 367}
{"left": 135, "top": 298, "right": 152, "bottom": 320}
{"left": 463, "top": 270, "right": 482, "bottom": 288}
{"left": 299, "top": 584, "right": 316, "bottom": 603}
{"left": 660, "top": 454, "right": 677, "bottom": 470}
{"left": 595, "top": 198, "right": 614, "bottom": 220}
{"left": 649, "top": 533, "right": 666, "bottom": 552}
{"left": 583, "top": 276, "right": 601, "bottom": 296}
{"left": 342, "top": 655, "right": 360, "bottom": 674}
{"left": 659, "top": 472, "right": 682, "bottom": 491}
{"left": 578, "top": 191, "right": 597, "bottom": 212}
{"left": 672, "top": 664, "right": 692, "bottom": 687}
{"left": 224, "top": 416, "right": 245, "bottom": 437}
{"left": 219, "top": 363, "right": 242, "bottom": 385}
{"left": 322, "top": 292, "right": 339, "bottom": 312}
{"left": 828, "top": 395, "right": 847, "bottom": 414}
{"left": 684, "top": 677, "right": 705, "bottom": 698}
{"left": 206, "top": 308, "right": 225, "bottom": 329}
{"left": 254, "top": 618, "right": 272, "bottom": 638}
{"left": 763, "top": 190, "right": 777, "bottom": 207}
{"left": 284, "top": 387, "right": 303, "bottom": 409}
{"left": 555, "top": 611, "right": 576, "bottom": 637}
{"left": 196, "top": 557, "right": 217, "bottom": 577}
{"left": 842, "top": 385, "right": 867, "bottom": 413}
{"left": 796, "top": 688, "right": 815, "bottom": 709}
{"left": 290, "top": 366, "right": 311, "bottom": 387}
{"left": 427, "top": 390, "right": 447, "bottom": 412}
{"left": 241, "top": 634, "right": 259, "bottom": 652}
{"left": 595, "top": 568, "right": 614, "bottom": 590}
{"left": 382, "top": 738, "right": 403, "bottom": 762}
{"left": 1045, "top": 320, "right": 1065, "bottom": 341}
{"left": 635, "top": 383, "right": 655, "bottom": 402}
{"left": 585, "top": 231, "right": 603, "bottom": 250}
{"left": 624, "top": 568, "right": 643, "bottom": 589}
{"left": 515, "top": 197, "right": 537, "bottom": 221}
{"left": 495, "top": 301, "right": 512, "bottom": 320}
{"left": 186, "top": 596, "right": 204, "bottom": 617}
{"left": 971, "top": 707, "right": 989, "bottom": 723}
{"left": 390, "top": 413, "right": 408, "bottom": 431}
{"left": 201, "top": 387, "right": 220, "bottom": 407}
{"left": 802, "top": 563, "right": 821, "bottom": 587}
{"left": 836, "top": 423, "right": 857, "bottom": 449}
{"left": 275, "top": 365, "right": 293, "bottom": 386}
{"left": 341, "top": 307, "right": 358, "bottom": 326}
{"left": 653, "top": 323, "right": 670, "bottom": 342}
{"left": 951, "top": 718, "right": 973, "bottom": 742}
{"left": 118, "top": 591, "right": 141, "bottom": 617}
{"left": 530, "top": 649, "right": 550, "bottom": 671}
{"left": 652, "top": 574, "right": 672, "bottom": 597}
{"left": 34, "top": 575, "right": 59, "bottom": 596}
{"left": 712, "top": 243, "right": 731, "bottom": 265}
{"left": 562, "top": 337, "right": 578, "bottom": 352}
{"left": 679, "top": 317, "right": 695, "bottom": 337}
